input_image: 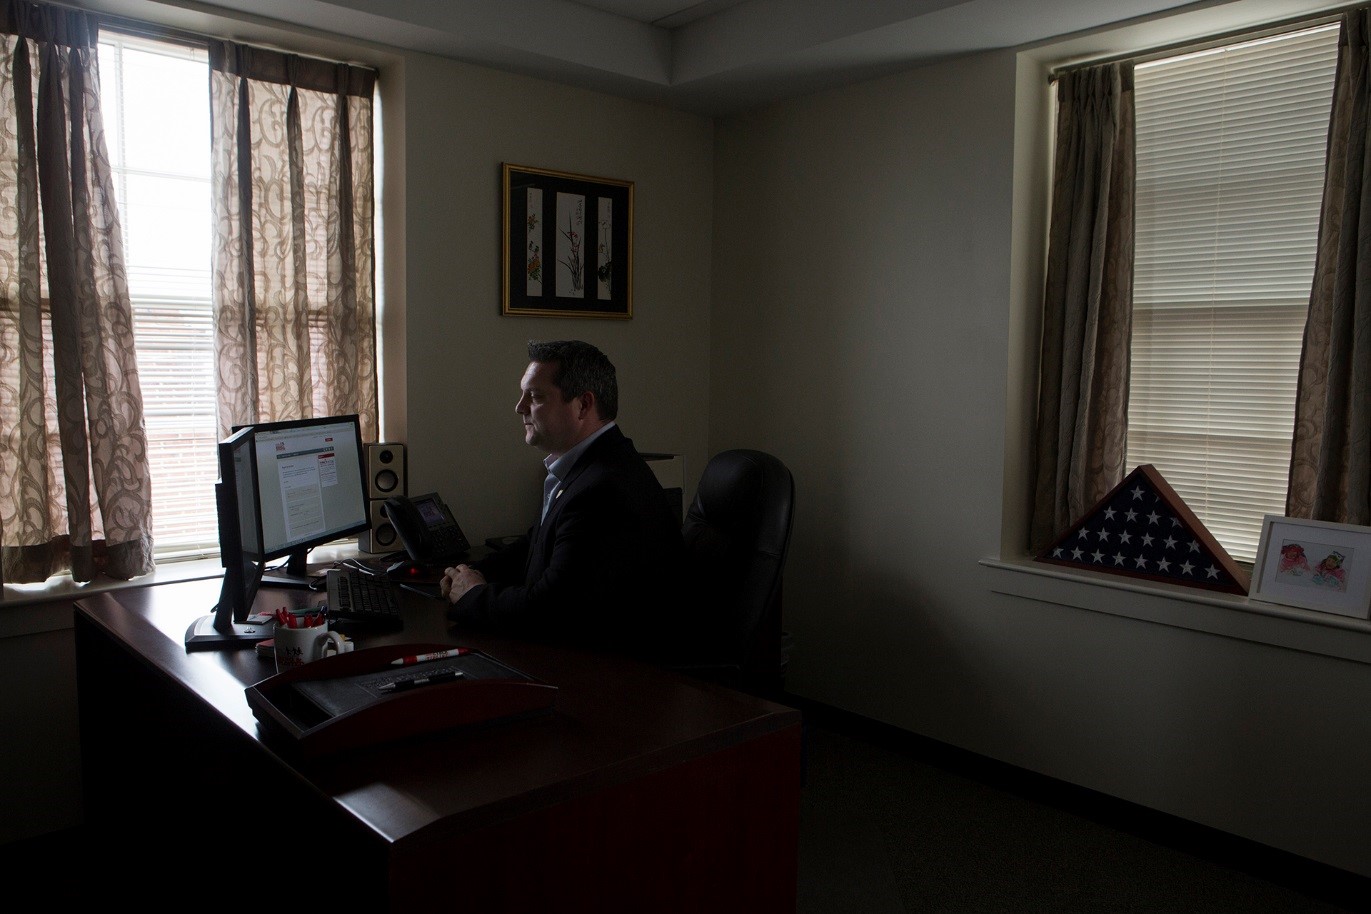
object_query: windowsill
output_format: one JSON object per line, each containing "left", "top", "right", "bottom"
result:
{"left": 0, "top": 541, "right": 369, "bottom": 639}
{"left": 982, "top": 556, "right": 1371, "bottom": 666}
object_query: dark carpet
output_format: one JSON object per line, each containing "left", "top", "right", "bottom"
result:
{"left": 796, "top": 703, "right": 1369, "bottom": 913}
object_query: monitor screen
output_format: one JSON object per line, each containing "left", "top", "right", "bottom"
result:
{"left": 234, "top": 424, "right": 262, "bottom": 560}
{"left": 247, "top": 415, "right": 370, "bottom": 575}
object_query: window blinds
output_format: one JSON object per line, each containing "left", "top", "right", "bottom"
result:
{"left": 1128, "top": 23, "right": 1339, "bottom": 564}
{"left": 100, "top": 33, "right": 219, "bottom": 559}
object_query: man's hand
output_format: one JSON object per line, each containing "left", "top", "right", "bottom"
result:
{"left": 440, "top": 564, "right": 487, "bottom": 603}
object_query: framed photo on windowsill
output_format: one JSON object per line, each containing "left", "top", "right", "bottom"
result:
{"left": 501, "top": 163, "right": 633, "bottom": 319}
{"left": 1250, "top": 515, "right": 1371, "bottom": 619}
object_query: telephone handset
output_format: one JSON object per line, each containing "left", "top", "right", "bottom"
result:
{"left": 384, "top": 492, "right": 472, "bottom": 569}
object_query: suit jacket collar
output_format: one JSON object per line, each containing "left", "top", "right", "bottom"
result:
{"left": 545, "top": 421, "right": 616, "bottom": 482}
{"left": 540, "top": 424, "right": 628, "bottom": 526}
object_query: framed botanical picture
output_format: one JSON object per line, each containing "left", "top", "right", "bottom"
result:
{"left": 1250, "top": 515, "right": 1371, "bottom": 619}
{"left": 501, "top": 163, "right": 633, "bottom": 319}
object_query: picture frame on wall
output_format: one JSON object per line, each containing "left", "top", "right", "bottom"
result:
{"left": 501, "top": 163, "right": 633, "bottom": 319}
{"left": 1250, "top": 515, "right": 1371, "bottom": 619}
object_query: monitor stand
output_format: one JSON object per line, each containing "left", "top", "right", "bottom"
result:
{"left": 259, "top": 573, "right": 313, "bottom": 587}
{"left": 185, "top": 568, "right": 275, "bottom": 651}
{"left": 259, "top": 548, "right": 313, "bottom": 588}
{"left": 184, "top": 613, "right": 274, "bottom": 650}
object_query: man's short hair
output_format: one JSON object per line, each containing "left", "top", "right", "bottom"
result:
{"left": 527, "top": 340, "right": 619, "bottom": 421}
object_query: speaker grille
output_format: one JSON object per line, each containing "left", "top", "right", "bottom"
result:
{"left": 359, "top": 499, "right": 399, "bottom": 553}
{"left": 366, "top": 443, "right": 407, "bottom": 500}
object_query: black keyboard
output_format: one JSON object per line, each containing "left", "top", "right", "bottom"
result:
{"left": 326, "top": 567, "right": 402, "bottom": 628}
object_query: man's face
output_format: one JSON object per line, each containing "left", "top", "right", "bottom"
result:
{"left": 516, "top": 360, "right": 584, "bottom": 457}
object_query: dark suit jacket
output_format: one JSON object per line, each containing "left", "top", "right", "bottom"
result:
{"left": 448, "top": 425, "right": 684, "bottom": 657}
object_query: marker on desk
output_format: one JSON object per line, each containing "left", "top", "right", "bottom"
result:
{"left": 391, "top": 647, "right": 472, "bottom": 667}
{"left": 378, "top": 670, "right": 464, "bottom": 693}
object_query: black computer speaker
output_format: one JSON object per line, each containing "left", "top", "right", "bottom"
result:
{"left": 365, "top": 442, "right": 407, "bottom": 500}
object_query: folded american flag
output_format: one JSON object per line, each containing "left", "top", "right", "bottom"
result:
{"left": 1036, "top": 464, "right": 1249, "bottom": 595}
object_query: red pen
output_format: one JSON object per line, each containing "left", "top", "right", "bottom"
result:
{"left": 390, "top": 647, "right": 471, "bottom": 667}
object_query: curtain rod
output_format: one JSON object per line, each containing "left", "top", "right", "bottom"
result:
{"left": 1047, "top": 4, "right": 1355, "bottom": 81}
{"left": 22, "top": 0, "right": 378, "bottom": 74}
{"left": 93, "top": 11, "right": 214, "bottom": 52}
{"left": 97, "top": 11, "right": 379, "bottom": 75}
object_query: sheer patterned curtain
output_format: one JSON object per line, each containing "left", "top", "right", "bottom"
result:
{"left": 0, "top": 0, "right": 154, "bottom": 584}
{"left": 1288, "top": 10, "right": 1371, "bottom": 523}
{"left": 208, "top": 40, "right": 378, "bottom": 440}
{"left": 1029, "top": 62, "right": 1136, "bottom": 552}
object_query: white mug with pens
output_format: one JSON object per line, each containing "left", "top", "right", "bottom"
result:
{"left": 273, "top": 609, "right": 350, "bottom": 673}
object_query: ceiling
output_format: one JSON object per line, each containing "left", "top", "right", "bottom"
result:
{"left": 171, "top": 0, "right": 1225, "bottom": 115}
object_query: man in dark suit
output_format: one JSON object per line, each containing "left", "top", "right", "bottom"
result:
{"left": 440, "top": 340, "right": 683, "bottom": 656}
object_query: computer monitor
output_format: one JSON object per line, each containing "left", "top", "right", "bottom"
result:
{"left": 247, "top": 414, "right": 370, "bottom": 586}
{"left": 184, "top": 414, "right": 370, "bottom": 651}
{"left": 184, "top": 426, "right": 270, "bottom": 650}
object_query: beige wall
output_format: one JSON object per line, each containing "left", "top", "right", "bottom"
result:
{"left": 710, "top": 36, "right": 1371, "bottom": 878}
{"left": 0, "top": 624, "right": 81, "bottom": 840}
{"left": 397, "top": 54, "right": 714, "bottom": 543}
{"left": 713, "top": 49, "right": 1019, "bottom": 711}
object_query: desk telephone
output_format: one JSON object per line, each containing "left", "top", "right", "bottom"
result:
{"left": 384, "top": 492, "right": 472, "bottom": 569}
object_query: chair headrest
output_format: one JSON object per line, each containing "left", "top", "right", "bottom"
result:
{"left": 685, "top": 449, "right": 794, "bottom": 562}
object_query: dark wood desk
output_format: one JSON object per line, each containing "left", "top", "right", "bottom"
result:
{"left": 74, "top": 578, "right": 801, "bottom": 912}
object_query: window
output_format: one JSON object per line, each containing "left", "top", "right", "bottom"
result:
{"left": 98, "top": 32, "right": 218, "bottom": 561}
{"left": 1128, "top": 23, "right": 1339, "bottom": 563}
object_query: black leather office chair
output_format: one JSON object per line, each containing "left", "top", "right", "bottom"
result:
{"left": 675, "top": 449, "right": 795, "bottom": 697}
